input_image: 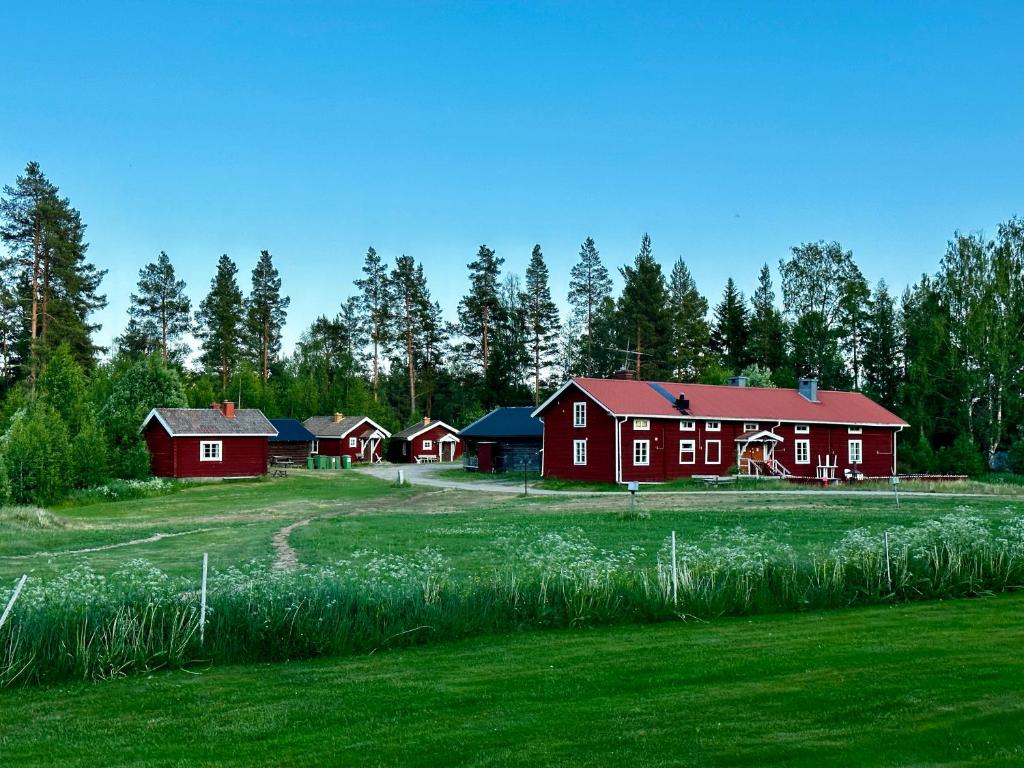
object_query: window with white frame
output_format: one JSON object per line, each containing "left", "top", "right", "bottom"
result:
{"left": 794, "top": 424, "right": 810, "bottom": 434}
{"left": 743, "top": 422, "right": 759, "bottom": 432}
{"left": 422, "top": 439, "right": 433, "bottom": 451}
{"left": 848, "top": 439, "right": 863, "bottom": 464}
{"left": 679, "top": 440, "right": 696, "bottom": 464}
{"left": 633, "top": 418, "right": 650, "bottom": 431}
{"left": 680, "top": 420, "right": 695, "bottom": 431}
{"left": 705, "top": 440, "right": 721, "bottom": 464}
{"left": 633, "top": 439, "right": 650, "bottom": 466}
{"left": 848, "top": 426, "right": 863, "bottom": 434}
{"left": 349, "top": 437, "right": 358, "bottom": 448}
{"left": 573, "top": 439, "right": 587, "bottom": 465}
{"left": 311, "top": 440, "right": 319, "bottom": 454}
{"left": 200, "top": 441, "right": 222, "bottom": 462}
{"left": 795, "top": 439, "right": 810, "bottom": 464}
{"left": 573, "top": 402, "right": 587, "bottom": 427}
{"left": 705, "top": 421, "right": 721, "bottom": 432}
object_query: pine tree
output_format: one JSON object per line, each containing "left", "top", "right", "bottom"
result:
{"left": 747, "top": 264, "right": 787, "bottom": 372}
{"left": 485, "top": 274, "right": 531, "bottom": 407}
{"left": 391, "top": 255, "right": 429, "bottom": 418}
{"left": 244, "top": 250, "right": 290, "bottom": 382}
{"left": 353, "top": 246, "right": 392, "bottom": 401}
{"left": 121, "top": 251, "right": 191, "bottom": 363}
{"left": 523, "top": 244, "right": 561, "bottom": 402}
{"left": 617, "top": 233, "right": 671, "bottom": 379}
{"left": 861, "top": 280, "right": 901, "bottom": 408}
{"left": 458, "top": 244, "right": 504, "bottom": 371}
{"left": 195, "top": 254, "right": 244, "bottom": 392}
{"left": 710, "top": 278, "right": 750, "bottom": 373}
{"left": 790, "top": 311, "right": 849, "bottom": 388}
{"left": 666, "top": 257, "right": 710, "bottom": 380}
{"left": 567, "top": 236, "right": 612, "bottom": 375}
{"left": 416, "top": 266, "right": 449, "bottom": 419}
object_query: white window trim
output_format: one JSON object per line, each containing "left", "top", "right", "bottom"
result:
{"left": 573, "top": 402, "right": 587, "bottom": 428}
{"left": 311, "top": 440, "right": 319, "bottom": 454}
{"left": 743, "top": 423, "right": 759, "bottom": 432}
{"left": 705, "top": 421, "right": 721, "bottom": 432}
{"left": 795, "top": 439, "right": 810, "bottom": 465}
{"left": 679, "top": 439, "right": 696, "bottom": 465}
{"left": 680, "top": 420, "right": 695, "bottom": 432}
{"left": 422, "top": 439, "right": 433, "bottom": 451}
{"left": 573, "top": 439, "right": 587, "bottom": 465}
{"left": 848, "top": 426, "right": 863, "bottom": 434}
{"left": 349, "top": 436, "right": 358, "bottom": 448}
{"left": 794, "top": 424, "right": 810, "bottom": 434}
{"left": 633, "top": 418, "right": 650, "bottom": 431}
{"left": 848, "top": 439, "right": 863, "bottom": 464}
{"left": 705, "top": 440, "right": 721, "bottom": 464}
{"left": 200, "top": 440, "right": 222, "bottom": 462}
{"left": 633, "top": 439, "right": 650, "bottom": 466}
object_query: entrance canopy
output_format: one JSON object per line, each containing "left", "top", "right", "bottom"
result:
{"left": 734, "top": 429, "right": 784, "bottom": 444}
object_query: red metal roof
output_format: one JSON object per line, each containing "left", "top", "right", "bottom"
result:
{"left": 551, "top": 377, "right": 908, "bottom": 427}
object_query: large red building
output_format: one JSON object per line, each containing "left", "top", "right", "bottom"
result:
{"left": 303, "top": 414, "right": 391, "bottom": 463}
{"left": 141, "top": 402, "right": 278, "bottom": 478}
{"left": 532, "top": 376, "right": 909, "bottom": 484}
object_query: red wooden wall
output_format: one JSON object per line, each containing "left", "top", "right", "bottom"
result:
{"left": 392, "top": 424, "right": 463, "bottom": 463}
{"left": 144, "top": 422, "right": 270, "bottom": 478}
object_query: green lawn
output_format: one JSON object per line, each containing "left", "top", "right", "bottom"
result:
{"left": 3, "top": 595, "right": 1023, "bottom": 766}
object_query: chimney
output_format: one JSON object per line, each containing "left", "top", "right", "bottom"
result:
{"left": 223, "top": 401, "right": 236, "bottom": 418}
{"left": 613, "top": 369, "right": 635, "bottom": 381}
{"left": 727, "top": 376, "right": 749, "bottom": 387}
{"left": 333, "top": 412, "right": 344, "bottom": 423}
{"left": 798, "top": 377, "right": 819, "bottom": 403}
{"left": 210, "top": 402, "right": 221, "bottom": 411}
{"left": 423, "top": 417, "right": 431, "bottom": 426}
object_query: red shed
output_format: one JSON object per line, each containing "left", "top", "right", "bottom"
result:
{"left": 532, "top": 376, "right": 909, "bottom": 485}
{"left": 303, "top": 413, "right": 391, "bottom": 464}
{"left": 141, "top": 401, "right": 277, "bottom": 479}
{"left": 388, "top": 418, "right": 462, "bottom": 463}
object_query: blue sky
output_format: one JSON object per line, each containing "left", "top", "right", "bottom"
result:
{"left": 2, "top": 2, "right": 1022, "bottom": 355}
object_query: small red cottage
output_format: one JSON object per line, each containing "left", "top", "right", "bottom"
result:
{"left": 141, "top": 401, "right": 278, "bottom": 478}
{"left": 389, "top": 417, "right": 462, "bottom": 463}
{"left": 532, "top": 376, "right": 909, "bottom": 484}
{"left": 303, "top": 413, "right": 391, "bottom": 464}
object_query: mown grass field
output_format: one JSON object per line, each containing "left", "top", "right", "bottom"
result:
{"left": 2, "top": 595, "right": 1023, "bottom": 767}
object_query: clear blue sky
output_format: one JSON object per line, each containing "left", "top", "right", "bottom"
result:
{"left": 2, "top": 2, "right": 1022, "bottom": 356}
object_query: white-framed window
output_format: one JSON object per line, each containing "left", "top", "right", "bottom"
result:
{"left": 794, "top": 424, "right": 810, "bottom": 434}
{"left": 679, "top": 439, "right": 696, "bottom": 464}
{"left": 705, "top": 421, "right": 721, "bottom": 432}
{"left": 795, "top": 439, "right": 810, "bottom": 464}
{"left": 573, "top": 402, "right": 587, "bottom": 427}
{"left": 633, "top": 418, "right": 650, "bottom": 431}
{"left": 743, "top": 422, "right": 759, "bottom": 432}
{"left": 200, "top": 440, "right": 222, "bottom": 462}
{"left": 680, "top": 420, "right": 695, "bottom": 431}
{"left": 848, "top": 439, "right": 863, "bottom": 464}
{"left": 349, "top": 436, "right": 358, "bottom": 448}
{"left": 633, "top": 439, "right": 650, "bottom": 466}
{"left": 573, "top": 439, "right": 587, "bottom": 465}
{"left": 848, "top": 426, "right": 863, "bottom": 434}
{"left": 422, "top": 439, "right": 433, "bottom": 451}
{"left": 705, "top": 440, "right": 721, "bottom": 464}
{"left": 311, "top": 440, "right": 319, "bottom": 454}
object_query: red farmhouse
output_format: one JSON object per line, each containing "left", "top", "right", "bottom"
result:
{"left": 532, "top": 376, "right": 909, "bottom": 484}
{"left": 303, "top": 413, "right": 391, "bottom": 464}
{"left": 141, "top": 401, "right": 278, "bottom": 479}
{"left": 388, "top": 417, "right": 462, "bottom": 463}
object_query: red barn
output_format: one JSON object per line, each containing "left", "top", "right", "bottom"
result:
{"left": 532, "top": 376, "right": 909, "bottom": 484}
{"left": 388, "top": 418, "right": 462, "bottom": 463}
{"left": 141, "top": 401, "right": 278, "bottom": 479}
{"left": 303, "top": 413, "right": 391, "bottom": 463}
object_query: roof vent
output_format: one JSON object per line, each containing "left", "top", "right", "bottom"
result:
{"left": 798, "top": 377, "right": 819, "bottom": 403}
{"left": 727, "top": 376, "right": 749, "bottom": 387}
{"left": 613, "top": 369, "right": 635, "bottom": 381}
{"left": 674, "top": 393, "right": 690, "bottom": 412}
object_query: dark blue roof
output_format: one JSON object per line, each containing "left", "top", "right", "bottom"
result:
{"left": 269, "top": 418, "right": 316, "bottom": 442}
{"left": 460, "top": 407, "right": 543, "bottom": 439}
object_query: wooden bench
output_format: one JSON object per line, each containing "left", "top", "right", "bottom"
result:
{"left": 701, "top": 475, "right": 738, "bottom": 487}
{"left": 416, "top": 455, "right": 440, "bottom": 464}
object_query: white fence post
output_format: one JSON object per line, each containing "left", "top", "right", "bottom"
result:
{"left": 199, "top": 552, "right": 209, "bottom": 646}
{"left": 398, "top": 469, "right": 405, "bottom": 486}
{"left": 670, "top": 531, "right": 678, "bottom": 607}
{"left": 884, "top": 531, "right": 892, "bottom": 592}
{"left": 0, "top": 575, "right": 28, "bottom": 631}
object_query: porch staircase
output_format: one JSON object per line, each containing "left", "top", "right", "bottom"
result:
{"left": 747, "top": 457, "right": 792, "bottom": 479}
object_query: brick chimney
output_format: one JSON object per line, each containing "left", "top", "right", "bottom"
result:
{"left": 613, "top": 369, "right": 635, "bottom": 381}
{"left": 423, "top": 417, "right": 431, "bottom": 426}
{"left": 223, "top": 401, "right": 236, "bottom": 418}
{"left": 333, "top": 412, "right": 344, "bottom": 423}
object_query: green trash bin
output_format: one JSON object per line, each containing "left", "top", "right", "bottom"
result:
{"left": 306, "top": 456, "right": 314, "bottom": 470}
{"left": 329, "top": 456, "right": 338, "bottom": 470}
{"left": 341, "top": 455, "right": 352, "bottom": 469}
{"left": 316, "top": 456, "right": 327, "bottom": 470}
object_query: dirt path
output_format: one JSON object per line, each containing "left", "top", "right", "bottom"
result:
{"left": 272, "top": 518, "right": 311, "bottom": 571}
{"left": 0, "top": 528, "right": 216, "bottom": 560}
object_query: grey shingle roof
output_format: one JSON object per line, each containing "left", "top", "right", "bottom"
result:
{"left": 303, "top": 415, "right": 392, "bottom": 438}
{"left": 149, "top": 408, "right": 277, "bottom": 437}
{"left": 392, "top": 420, "right": 458, "bottom": 441}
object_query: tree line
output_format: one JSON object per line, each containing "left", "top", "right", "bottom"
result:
{"left": 2, "top": 160, "right": 1023, "bottom": 505}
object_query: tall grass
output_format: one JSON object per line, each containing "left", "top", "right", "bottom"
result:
{"left": 3, "top": 512, "right": 1024, "bottom": 687}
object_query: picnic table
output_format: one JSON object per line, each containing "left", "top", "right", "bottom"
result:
{"left": 269, "top": 455, "right": 295, "bottom": 477}
{"left": 701, "top": 475, "right": 737, "bottom": 487}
